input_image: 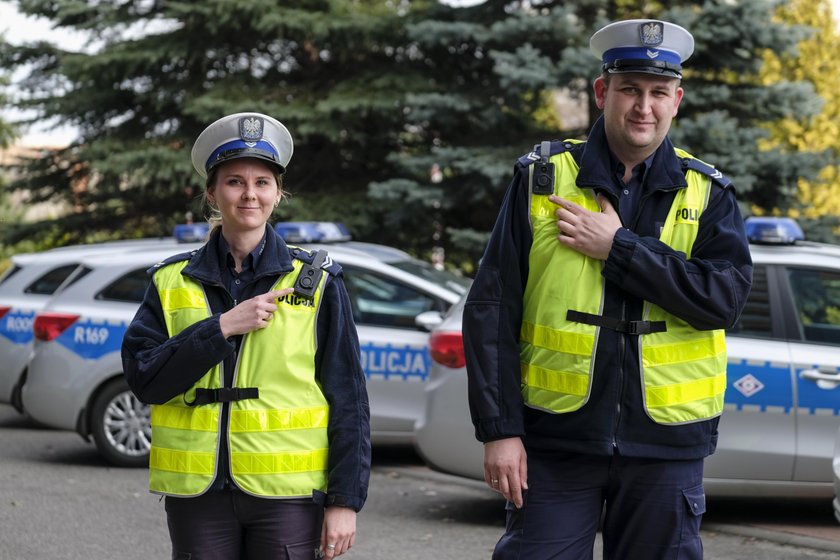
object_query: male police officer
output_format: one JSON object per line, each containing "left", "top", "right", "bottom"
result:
{"left": 463, "top": 19, "right": 753, "bottom": 559}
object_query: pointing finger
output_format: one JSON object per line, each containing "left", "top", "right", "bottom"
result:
{"left": 549, "top": 196, "right": 588, "bottom": 216}
{"left": 548, "top": 195, "right": 571, "bottom": 209}
{"left": 266, "top": 288, "right": 294, "bottom": 301}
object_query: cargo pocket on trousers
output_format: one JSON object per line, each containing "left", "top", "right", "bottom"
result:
{"left": 679, "top": 483, "right": 705, "bottom": 559}
{"left": 682, "top": 484, "right": 705, "bottom": 517}
{"left": 284, "top": 538, "right": 321, "bottom": 560}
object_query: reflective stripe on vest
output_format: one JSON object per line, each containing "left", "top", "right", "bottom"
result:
{"left": 521, "top": 144, "right": 727, "bottom": 424}
{"left": 149, "top": 255, "right": 330, "bottom": 497}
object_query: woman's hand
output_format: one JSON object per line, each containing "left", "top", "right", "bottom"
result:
{"left": 320, "top": 506, "right": 356, "bottom": 558}
{"left": 218, "top": 287, "right": 293, "bottom": 338}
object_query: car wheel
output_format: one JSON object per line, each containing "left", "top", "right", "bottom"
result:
{"left": 90, "top": 378, "right": 151, "bottom": 468}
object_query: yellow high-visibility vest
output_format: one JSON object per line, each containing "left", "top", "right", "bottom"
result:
{"left": 521, "top": 144, "right": 727, "bottom": 424}
{"left": 149, "top": 254, "right": 330, "bottom": 496}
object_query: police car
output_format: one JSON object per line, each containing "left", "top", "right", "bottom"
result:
{"left": 19, "top": 222, "right": 468, "bottom": 466}
{"left": 415, "top": 217, "right": 840, "bottom": 499}
{"left": 0, "top": 235, "right": 190, "bottom": 412}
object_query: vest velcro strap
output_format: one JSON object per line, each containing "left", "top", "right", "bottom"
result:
{"left": 186, "top": 387, "right": 260, "bottom": 406}
{"left": 566, "top": 310, "right": 666, "bottom": 335}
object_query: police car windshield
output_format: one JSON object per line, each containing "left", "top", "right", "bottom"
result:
{"left": 388, "top": 259, "right": 471, "bottom": 295}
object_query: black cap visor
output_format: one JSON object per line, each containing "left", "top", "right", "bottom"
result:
{"left": 603, "top": 58, "right": 682, "bottom": 79}
{"left": 208, "top": 147, "right": 286, "bottom": 175}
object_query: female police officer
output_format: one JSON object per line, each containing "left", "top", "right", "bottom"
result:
{"left": 121, "top": 112, "right": 370, "bottom": 560}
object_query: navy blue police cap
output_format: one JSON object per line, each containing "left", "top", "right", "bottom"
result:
{"left": 590, "top": 19, "right": 694, "bottom": 79}
{"left": 191, "top": 112, "right": 294, "bottom": 178}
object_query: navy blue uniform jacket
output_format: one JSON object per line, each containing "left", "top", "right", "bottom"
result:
{"left": 121, "top": 225, "right": 370, "bottom": 511}
{"left": 463, "top": 117, "right": 753, "bottom": 460}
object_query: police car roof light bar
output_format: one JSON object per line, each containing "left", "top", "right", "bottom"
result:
{"left": 744, "top": 217, "right": 804, "bottom": 245}
{"left": 173, "top": 223, "right": 211, "bottom": 243}
{"left": 274, "top": 222, "right": 352, "bottom": 243}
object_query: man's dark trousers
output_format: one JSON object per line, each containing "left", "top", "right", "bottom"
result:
{"left": 493, "top": 450, "right": 705, "bottom": 560}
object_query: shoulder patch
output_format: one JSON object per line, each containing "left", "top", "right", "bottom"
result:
{"left": 681, "top": 157, "right": 732, "bottom": 189}
{"left": 148, "top": 250, "right": 198, "bottom": 274}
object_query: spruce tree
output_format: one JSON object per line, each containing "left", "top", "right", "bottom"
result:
{"left": 0, "top": 0, "right": 832, "bottom": 266}
{"left": 0, "top": 0, "right": 437, "bottom": 246}
{"left": 374, "top": 0, "right": 829, "bottom": 269}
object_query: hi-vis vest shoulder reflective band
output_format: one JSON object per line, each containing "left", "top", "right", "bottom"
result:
{"left": 149, "top": 255, "right": 330, "bottom": 497}
{"left": 521, "top": 142, "right": 727, "bottom": 425}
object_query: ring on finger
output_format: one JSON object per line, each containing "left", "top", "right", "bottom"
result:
{"left": 327, "top": 543, "right": 336, "bottom": 550}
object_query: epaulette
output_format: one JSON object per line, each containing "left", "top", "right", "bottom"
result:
{"left": 518, "top": 140, "right": 580, "bottom": 195}
{"left": 680, "top": 157, "right": 733, "bottom": 189}
{"left": 289, "top": 246, "right": 340, "bottom": 275}
{"left": 148, "top": 249, "right": 199, "bottom": 274}
{"left": 288, "top": 246, "right": 340, "bottom": 300}
{"left": 516, "top": 140, "right": 572, "bottom": 168}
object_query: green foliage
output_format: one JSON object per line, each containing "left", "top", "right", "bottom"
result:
{"left": 0, "top": 0, "right": 834, "bottom": 270}
{"left": 759, "top": 0, "right": 840, "bottom": 240}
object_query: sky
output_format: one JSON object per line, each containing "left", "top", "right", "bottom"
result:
{"left": 1, "top": 0, "right": 840, "bottom": 146}
{"left": 0, "top": 2, "right": 88, "bottom": 146}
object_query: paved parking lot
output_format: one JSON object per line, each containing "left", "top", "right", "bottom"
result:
{"left": 2, "top": 404, "right": 840, "bottom": 559}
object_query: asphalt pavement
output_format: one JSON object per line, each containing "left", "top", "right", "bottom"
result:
{"left": 3, "top": 404, "right": 840, "bottom": 559}
{"left": 376, "top": 447, "right": 840, "bottom": 557}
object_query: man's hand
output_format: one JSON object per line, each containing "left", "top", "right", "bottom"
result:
{"left": 550, "top": 194, "right": 621, "bottom": 260}
{"left": 219, "top": 288, "right": 294, "bottom": 338}
{"left": 484, "top": 437, "right": 528, "bottom": 508}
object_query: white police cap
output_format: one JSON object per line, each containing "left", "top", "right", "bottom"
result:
{"left": 190, "top": 112, "right": 294, "bottom": 178}
{"left": 590, "top": 19, "right": 694, "bottom": 79}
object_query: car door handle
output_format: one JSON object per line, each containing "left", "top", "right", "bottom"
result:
{"left": 799, "top": 369, "right": 840, "bottom": 389}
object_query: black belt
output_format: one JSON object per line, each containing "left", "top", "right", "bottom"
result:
{"left": 566, "top": 310, "right": 666, "bottom": 335}
{"left": 185, "top": 387, "right": 260, "bottom": 407}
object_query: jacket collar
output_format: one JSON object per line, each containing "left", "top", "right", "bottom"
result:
{"left": 182, "top": 224, "right": 295, "bottom": 285}
{"left": 575, "top": 116, "right": 687, "bottom": 194}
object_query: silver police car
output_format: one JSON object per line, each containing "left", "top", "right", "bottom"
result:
{"left": 0, "top": 237, "right": 186, "bottom": 412}
{"left": 19, "top": 223, "right": 468, "bottom": 466}
{"left": 416, "top": 218, "right": 840, "bottom": 499}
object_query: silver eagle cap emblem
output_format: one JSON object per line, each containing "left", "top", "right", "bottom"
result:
{"left": 639, "top": 22, "right": 664, "bottom": 47}
{"left": 239, "top": 117, "right": 264, "bottom": 141}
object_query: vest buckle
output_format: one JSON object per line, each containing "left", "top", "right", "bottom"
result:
{"left": 185, "top": 387, "right": 260, "bottom": 406}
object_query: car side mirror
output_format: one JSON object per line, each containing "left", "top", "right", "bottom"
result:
{"left": 415, "top": 310, "right": 444, "bottom": 332}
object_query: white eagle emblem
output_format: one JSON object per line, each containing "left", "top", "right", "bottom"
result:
{"left": 239, "top": 117, "right": 263, "bottom": 141}
{"left": 639, "top": 22, "right": 664, "bottom": 47}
